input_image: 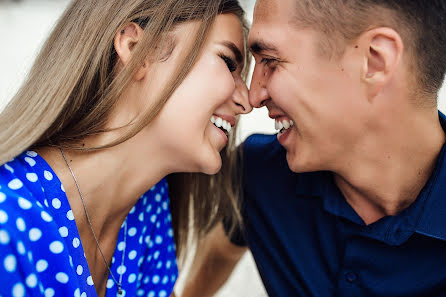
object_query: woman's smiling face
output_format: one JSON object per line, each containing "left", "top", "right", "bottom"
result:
{"left": 144, "top": 13, "right": 252, "bottom": 174}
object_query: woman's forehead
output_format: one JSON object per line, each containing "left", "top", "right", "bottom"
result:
{"left": 209, "top": 14, "right": 244, "bottom": 45}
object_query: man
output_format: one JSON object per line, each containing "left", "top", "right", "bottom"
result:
{"left": 181, "top": 0, "right": 446, "bottom": 296}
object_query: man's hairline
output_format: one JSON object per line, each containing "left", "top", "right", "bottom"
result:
{"left": 288, "top": 0, "right": 436, "bottom": 102}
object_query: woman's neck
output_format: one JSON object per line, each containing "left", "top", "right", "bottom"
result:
{"left": 36, "top": 135, "right": 171, "bottom": 240}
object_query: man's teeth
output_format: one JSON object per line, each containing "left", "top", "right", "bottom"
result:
{"left": 275, "top": 119, "right": 294, "bottom": 131}
{"left": 210, "top": 116, "right": 232, "bottom": 133}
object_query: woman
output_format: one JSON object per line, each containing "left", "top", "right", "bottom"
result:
{"left": 0, "top": 0, "right": 251, "bottom": 296}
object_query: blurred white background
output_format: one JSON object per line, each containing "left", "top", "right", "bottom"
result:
{"left": 0, "top": 1, "right": 445, "bottom": 296}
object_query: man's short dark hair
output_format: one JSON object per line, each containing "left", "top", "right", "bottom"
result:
{"left": 293, "top": 0, "right": 446, "bottom": 98}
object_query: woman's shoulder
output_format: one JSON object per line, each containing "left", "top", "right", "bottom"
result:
{"left": 0, "top": 151, "right": 51, "bottom": 218}
{"left": 0, "top": 150, "right": 66, "bottom": 253}
{"left": 0, "top": 179, "right": 62, "bottom": 273}
{"left": 0, "top": 152, "right": 83, "bottom": 297}
{"left": 0, "top": 193, "right": 82, "bottom": 297}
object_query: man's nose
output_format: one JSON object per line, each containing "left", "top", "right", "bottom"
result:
{"left": 249, "top": 65, "right": 269, "bottom": 108}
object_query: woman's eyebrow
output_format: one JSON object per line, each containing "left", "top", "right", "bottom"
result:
{"left": 218, "top": 41, "right": 244, "bottom": 64}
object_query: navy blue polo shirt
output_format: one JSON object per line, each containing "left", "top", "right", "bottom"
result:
{"left": 229, "top": 112, "right": 446, "bottom": 296}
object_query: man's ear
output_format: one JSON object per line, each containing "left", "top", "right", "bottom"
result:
{"left": 359, "top": 27, "right": 404, "bottom": 100}
{"left": 114, "top": 23, "right": 148, "bottom": 80}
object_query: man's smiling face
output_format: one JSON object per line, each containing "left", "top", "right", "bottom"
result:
{"left": 248, "top": 0, "right": 369, "bottom": 173}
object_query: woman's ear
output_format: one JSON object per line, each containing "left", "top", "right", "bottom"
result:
{"left": 114, "top": 23, "right": 148, "bottom": 80}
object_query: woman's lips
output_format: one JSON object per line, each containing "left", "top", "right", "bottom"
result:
{"left": 211, "top": 115, "right": 232, "bottom": 134}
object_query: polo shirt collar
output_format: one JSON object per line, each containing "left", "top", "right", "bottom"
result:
{"left": 415, "top": 112, "right": 446, "bottom": 241}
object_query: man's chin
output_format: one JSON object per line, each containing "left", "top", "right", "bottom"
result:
{"left": 286, "top": 151, "right": 313, "bottom": 173}
{"left": 286, "top": 151, "right": 301, "bottom": 173}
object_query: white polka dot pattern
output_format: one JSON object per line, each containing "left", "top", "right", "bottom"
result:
{"left": 0, "top": 151, "right": 178, "bottom": 297}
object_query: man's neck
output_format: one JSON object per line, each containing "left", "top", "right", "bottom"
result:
{"left": 334, "top": 109, "right": 445, "bottom": 225}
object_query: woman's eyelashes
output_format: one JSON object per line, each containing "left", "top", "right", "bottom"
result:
{"left": 218, "top": 53, "right": 237, "bottom": 73}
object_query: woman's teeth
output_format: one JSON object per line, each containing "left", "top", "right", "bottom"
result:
{"left": 211, "top": 116, "right": 232, "bottom": 133}
{"left": 275, "top": 119, "right": 294, "bottom": 132}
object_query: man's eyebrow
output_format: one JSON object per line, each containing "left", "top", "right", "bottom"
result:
{"left": 249, "top": 40, "right": 278, "bottom": 55}
{"left": 219, "top": 41, "right": 244, "bottom": 65}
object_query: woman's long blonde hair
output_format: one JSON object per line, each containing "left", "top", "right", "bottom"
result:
{"left": 0, "top": 0, "right": 249, "bottom": 260}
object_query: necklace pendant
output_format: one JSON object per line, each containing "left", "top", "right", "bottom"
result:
{"left": 118, "top": 288, "right": 123, "bottom": 295}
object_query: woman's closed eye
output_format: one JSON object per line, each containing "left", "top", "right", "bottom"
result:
{"left": 218, "top": 53, "right": 238, "bottom": 73}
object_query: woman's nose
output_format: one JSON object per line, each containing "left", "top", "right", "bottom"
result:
{"left": 232, "top": 76, "right": 253, "bottom": 114}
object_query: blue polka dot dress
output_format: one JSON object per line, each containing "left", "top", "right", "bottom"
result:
{"left": 0, "top": 151, "right": 178, "bottom": 297}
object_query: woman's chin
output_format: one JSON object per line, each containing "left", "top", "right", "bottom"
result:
{"left": 175, "top": 145, "right": 223, "bottom": 175}
{"left": 199, "top": 155, "right": 222, "bottom": 175}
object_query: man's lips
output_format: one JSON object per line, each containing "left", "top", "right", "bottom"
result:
{"left": 269, "top": 112, "right": 294, "bottom": 132}
{"left": 269, "top": 109, "right": 288, "bottom": 120}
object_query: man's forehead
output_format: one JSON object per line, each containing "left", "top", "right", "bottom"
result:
{"left": 249, "top": 0, "right": 296, "bottom": 51}
{"left": 253, "top": 0, "right": 294, "bottom": 24}
{"left": 253, "top": 0, "right": 278, "bottom": 22}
